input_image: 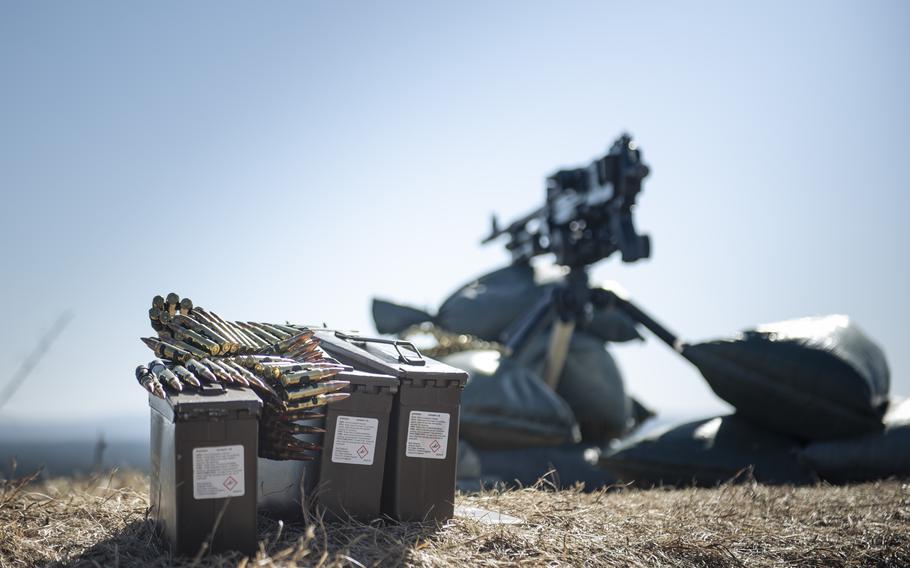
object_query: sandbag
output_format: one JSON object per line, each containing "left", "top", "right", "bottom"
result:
{"left": 473, "top": 444, "right": 616, "bottom": 491}
{"left": 599, "top": 415, "right": 814, "bottom": 487}
{"left": 580, "top": 305, "right": 643, "bottom": 343}
{"left": 515, "top": 331, "right": 631, "bottom": 443}
{"left": 436, "top": 263, "right": 547, "bottom": 342}
{"left": 371, "top": 298, "right": 433, "bottom": 335}
{"left": 683, "top": 315, "right": 889, "bottom": 441}
{"left": 435, "top": 264, "right": 641, "bottom": 344}
{"left": 629, "top": 396, "right": 656, "bottom": 431}
{"left": 452, "top": 352, "right": 580, "bottom": 450}
{"left": 799, "top": 398, "right": 910, "bottom": 483}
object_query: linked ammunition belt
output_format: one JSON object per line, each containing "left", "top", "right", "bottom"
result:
{"left": 136, "top": 293, "right": 351, "bottom": 461}
{"left": 400, "top": 323, "right": 507, "bottom": 359}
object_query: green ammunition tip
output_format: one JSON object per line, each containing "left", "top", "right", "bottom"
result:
{"left": 179, "top": 297, "right": 193, "bottom": 316}
{"left": 152, "top": 295, "right": 165, "bottom": 310}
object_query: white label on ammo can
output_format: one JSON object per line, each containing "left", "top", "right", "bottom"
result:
{"left": 192, "top": 445, "right": 245, "bottom": 500}
{"left": 331, "top": 415, "right": 379, "bottom": 466}
{"left": 406, "top": 411, "right": 450, "bottom": 460}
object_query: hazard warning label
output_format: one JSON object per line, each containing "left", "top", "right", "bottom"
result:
{"left": 192, "top": 445, "right": 245, "bottom": 500}
{"left": 331, "top": 415, "right": 378, "bottom": 466}
{"left": 406, "top": 411, "right": 449, "bottom": 460}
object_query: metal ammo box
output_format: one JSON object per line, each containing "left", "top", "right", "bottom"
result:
{"left": 316, "top": 331, "right": 468, "bottom": 522}
{"left": 149, "top": 383, "right": 261, "bottom": 556}
{"left": 315, "top": 369, "right": 399, "bottom": 520}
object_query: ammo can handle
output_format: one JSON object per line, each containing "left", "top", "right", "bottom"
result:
{"left": 334, "top": 331, "right": 426, "bottom": 366}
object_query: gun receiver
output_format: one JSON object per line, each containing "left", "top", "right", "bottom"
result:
{"left": 483, "top": 133, "right": 651, "bottom": 269}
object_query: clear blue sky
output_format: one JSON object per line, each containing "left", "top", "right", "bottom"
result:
{"left": 1, "top": 1, "right": 907, "bottom": 436}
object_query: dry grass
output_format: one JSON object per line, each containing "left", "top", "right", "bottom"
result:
{"left": 1, "top": 469, "right": 908, "bottom": 567}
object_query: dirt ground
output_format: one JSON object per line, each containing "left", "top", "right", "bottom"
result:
{"left": 1, "top": 470, "right": 908, "bottom": 567}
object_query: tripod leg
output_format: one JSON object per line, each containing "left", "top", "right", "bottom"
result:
{"left": 590, "top": 287, "right": 685, "bottom": 353}
{"left": 544, "top": 319, "right": 575, "bottom": 390}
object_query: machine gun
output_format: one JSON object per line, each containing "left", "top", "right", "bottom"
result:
{"left": 484, "top": 134, "right": 664, "bottom": 388}
{"left": 482, "top": 133, "right": 651, "bottom": 268}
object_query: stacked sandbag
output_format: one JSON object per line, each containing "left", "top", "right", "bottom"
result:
{"left": 799, "top": 398, "right": 910, "bottom": 483}
{"left": 599, "top": 415, "right": 814, "bottom": 487}
{"left": 682, "top": 315, "right": 890, "bottom": 441}
{"left": 374, "top": 263, "right": 642, "bottom": 345}
{"left": 599, "top": 314, "right": 903, "bottom": 487}
{"left": 449, "top": 351, "right": 580, "bottom": 450}
{"left": 514, "top": 331, "right": 632, "bottom": 443}
{"left": 372, "top": 299, "right": 434, "bottom": 336}
{"left": 375, "top": 263, "right": 642, "bottom": 450}
{"left": 436, "top": 263, "right": 547, "bottom": 342}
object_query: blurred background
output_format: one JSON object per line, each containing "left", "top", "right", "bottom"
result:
{"left": 1, "top": 0, "right": 907, "bottom": 474}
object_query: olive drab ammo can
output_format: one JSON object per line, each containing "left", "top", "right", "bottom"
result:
{"left": 315, "top": 369, "right": 399, "bottom": 520}
{"left": 149, "top": 384, "right": 262, "bottom": 555}
{"left": 315, "top": 331, "right": 467, "bottom": 522}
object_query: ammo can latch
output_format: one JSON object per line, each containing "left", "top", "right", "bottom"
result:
{"left": 334, "top": 331, "right": 426, "bottom": 366}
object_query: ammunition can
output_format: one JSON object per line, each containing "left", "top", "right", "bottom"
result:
{"left": 315, "top": 332, "right": 467, "bottom": 522}
{"left": 313, "top": 370, "right": 398, "bottom": 521}
{"left": 149, "top": 384, "right": 261, "bottom": 556}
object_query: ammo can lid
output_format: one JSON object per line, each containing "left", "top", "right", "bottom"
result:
{"left": 336, "top": 370, "right": 399, "bottom": 393}
{"left": 148, "top": 383, "right": 262, "bottom": 422}
{"left": 315, "top": 331, "right": 467, "bottom": 385}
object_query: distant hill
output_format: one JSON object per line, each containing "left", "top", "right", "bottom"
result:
{"left": 0, "top": 439, "right": 148, "bottom": 478}
{"left": 0, "top": 414, "right": 148, "bottom": 477}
